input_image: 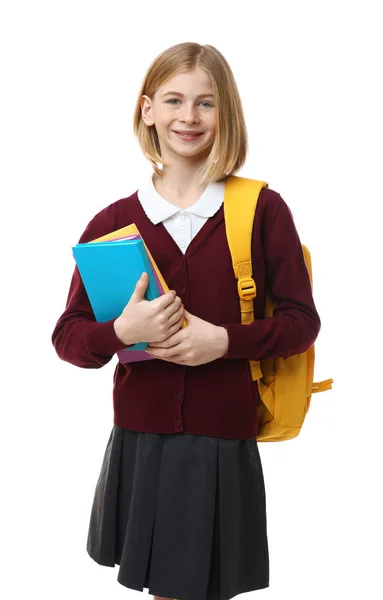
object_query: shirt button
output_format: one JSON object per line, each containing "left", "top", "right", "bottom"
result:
{"left": 180, "top": 214, "right": 186, "bottom": 221}
{"left": 180, "top": 226, "right": 186, "bottom": 233}
{"left": 180, "top": 240, "right": 186, "bottom": 247}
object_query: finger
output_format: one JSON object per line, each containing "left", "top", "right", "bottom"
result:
{"left": 147, "top": 348, "right": 185, "bottom": 362}
{"left": 167, "top": 303, "right": 184, "bottom": 326}
{"left": 164, "top": 296, "right": 182, "bottom": 320}
{"left": 160, "top": 356, "right": 187, "bottom": 364}
{"left": 168, "top": 315, "right": 186, "bottom": 337}
{"left": 152, "top": 290, "right": 177, "bottom": 311}
{"left": 149, "top": 329, "right": 182, "bottom": 348}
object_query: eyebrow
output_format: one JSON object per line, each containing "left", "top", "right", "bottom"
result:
{"left": 161, "top": 91, "right": 215, "bottom": 98}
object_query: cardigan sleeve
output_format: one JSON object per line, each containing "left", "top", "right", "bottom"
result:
{"left": 51, "top": 203, "right": 129, "bottom": 368}
{"left": 219, "top": 194, "right": 321, "bottom": 361}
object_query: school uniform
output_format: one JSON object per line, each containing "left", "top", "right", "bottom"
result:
{"left": 51, "top": 172, "right": 321, "bottom": 600}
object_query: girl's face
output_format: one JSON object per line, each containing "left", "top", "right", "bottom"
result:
{"left": 141, "top": 67, "right": 217, "bottom": 162}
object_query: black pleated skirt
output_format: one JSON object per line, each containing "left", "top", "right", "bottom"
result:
{"left": 86, "top": 425, "right": 269, "bottom": 600}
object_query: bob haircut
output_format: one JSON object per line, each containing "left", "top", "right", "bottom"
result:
{"left": 133, "top": 42, "right": 248, "bottom": 188}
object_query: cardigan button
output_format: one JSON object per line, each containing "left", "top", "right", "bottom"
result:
{"left": 180, "top": 287, "right": 187, "bottom": 295}
{"left": 176, "top": 419, "right": 183, "bottom": 427}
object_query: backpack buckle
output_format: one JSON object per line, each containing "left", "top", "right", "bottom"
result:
{"left": 237, "top": 277, "right": 256, "bottom": 300}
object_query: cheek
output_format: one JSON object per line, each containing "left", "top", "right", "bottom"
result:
{"left": 208, "top": 123, "right": 216, "bottom": 137}
{"left": 207, "top": 115, "right": 217, "bottom": 133}
{"left": 155, "top": 109, "right": 173, "bottom": 123}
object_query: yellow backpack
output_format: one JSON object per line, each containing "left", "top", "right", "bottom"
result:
{"left": 223, "top": 175, "right": 333, "bottom": 442}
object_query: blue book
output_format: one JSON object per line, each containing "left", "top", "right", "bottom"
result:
{"left": 72, "top": 238, "right": 161, "bottom": 351}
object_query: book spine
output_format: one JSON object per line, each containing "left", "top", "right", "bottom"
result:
{"left": 136, "top": 242, "right": 161, "bottom": 302}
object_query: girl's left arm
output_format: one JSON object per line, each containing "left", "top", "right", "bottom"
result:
{"left": 218, "top": 195, "right": 321, "bottom": 362}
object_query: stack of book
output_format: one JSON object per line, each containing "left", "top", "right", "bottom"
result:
{"left": 72, "top": 223, "right": 186, "bottom": 363}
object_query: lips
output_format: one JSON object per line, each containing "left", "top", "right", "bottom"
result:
{"left": 174, "top": 131, "right": 203, "bottom": 135}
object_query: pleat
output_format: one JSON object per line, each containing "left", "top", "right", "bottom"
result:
{"left": 218, "top": 438, "right": 269, "bottom": 596}
{"left": 86, "top": 426, "right": 269, "bottom": 600}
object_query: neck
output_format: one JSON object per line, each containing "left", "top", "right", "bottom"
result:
{"left": 154, "top": 146, "right": 212, "bottom": 194}
{"left": 152, "top": 169, "right": 209, "bottom": 209}
{"left": 154, "top": 167, "right": 205, "bottom": 195}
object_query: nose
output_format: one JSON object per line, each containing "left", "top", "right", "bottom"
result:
{"left": 179, "top": 102, "right": 200, "bottom": 123}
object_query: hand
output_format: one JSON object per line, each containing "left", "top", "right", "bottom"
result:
{"left": 145, "top": 310, "right": 229, "bottom": 366}
{"left": 114, "top": 272, "right": 185, "bottom": 345}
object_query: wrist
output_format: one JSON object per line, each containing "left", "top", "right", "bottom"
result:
{"left": 216, "top": 326, "right": 229, "bottom": 358}
{"left": 113, "top": 317, "right": 124, "bottom": 342}
{"left": 114, "top": 317, "right": 135, "bottom": 346}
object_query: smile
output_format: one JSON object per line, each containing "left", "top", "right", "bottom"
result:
{"left": 173, "top": 131, "right": 203, "bottom": 141}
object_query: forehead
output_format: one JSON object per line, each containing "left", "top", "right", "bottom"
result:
{"left": 157, "top": 68, "right": 213, "bottom": 96}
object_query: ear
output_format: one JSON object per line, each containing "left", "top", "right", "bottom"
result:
{"left": 141, "top": 95, "right": 154, "bottom": 126}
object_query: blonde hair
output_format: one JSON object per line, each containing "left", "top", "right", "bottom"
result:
{"left": 133, "top": 42, "right": 248, "bottom": 187}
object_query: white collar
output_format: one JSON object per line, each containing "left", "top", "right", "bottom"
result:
{"left": 137, "top": 172, "right": 226, "bottom": 225}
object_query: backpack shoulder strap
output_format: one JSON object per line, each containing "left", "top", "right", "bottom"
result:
{"left": 223, "top": 176, "right": 268, "bottom": 325}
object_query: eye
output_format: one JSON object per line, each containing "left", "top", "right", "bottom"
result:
{"left": 166, "top": 99, "right": 214, "bottom": 108}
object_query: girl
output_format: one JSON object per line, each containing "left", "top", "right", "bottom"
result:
{"left": 51, "top": 42, "right": 321, "bottom": 600}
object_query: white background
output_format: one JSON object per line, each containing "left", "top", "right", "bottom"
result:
{"left": 1, "top": 1, "right": 382, "bottom": 599}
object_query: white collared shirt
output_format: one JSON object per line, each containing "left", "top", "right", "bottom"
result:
{"left": 137, "top": 173, "right": 226, "bottom": 253}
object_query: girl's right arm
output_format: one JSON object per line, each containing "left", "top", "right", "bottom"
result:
{"left": 51, "top": 204, "right": 132, "bottom": 368}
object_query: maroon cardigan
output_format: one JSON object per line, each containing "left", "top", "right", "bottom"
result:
{"left": 51, "top": 186, "right": 321, "bottom": 439}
